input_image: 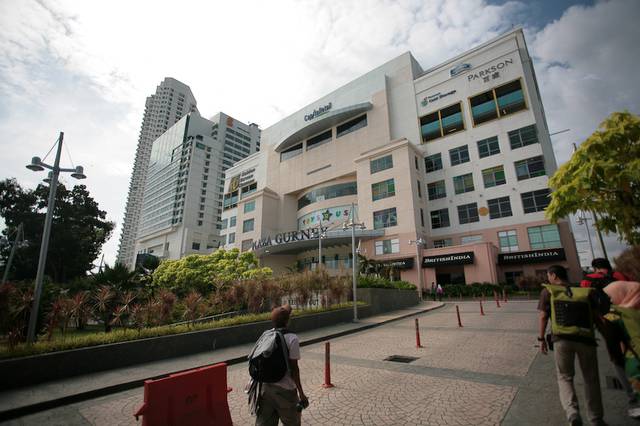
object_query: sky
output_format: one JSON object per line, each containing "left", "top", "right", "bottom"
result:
{"left": 0, "top": 0, "right": 638, "bottom": 268}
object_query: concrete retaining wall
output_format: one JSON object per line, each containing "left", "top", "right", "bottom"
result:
{"left": 2, "top": 289, "right": 417, "bottom": 389}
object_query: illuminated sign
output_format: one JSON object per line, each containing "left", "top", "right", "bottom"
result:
{"left": 498, "top": 248, "right": 566, "bottom": 265}
{"left": 422, "top": 252, "right": 474, "bottom": 267}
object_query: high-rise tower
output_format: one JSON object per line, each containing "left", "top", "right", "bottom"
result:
{"left": 117, "top": 78, "right": 198, "bottom": 268}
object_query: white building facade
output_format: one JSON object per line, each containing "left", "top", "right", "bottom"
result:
{"left": 133, "top": 112, "right": 260, "bottom": 264}
{"left": 117, "top": 78, "right": 198, "bottom": 268}
{"left": 220, "top": 29, "right": 581, "bottom": 288}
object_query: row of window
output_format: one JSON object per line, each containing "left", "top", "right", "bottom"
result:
{"left": 432, "top": 224, "right": 561, "bottom": 253}
{"left": 420, "top": 79, "right": 527, "bottom": 143}
{"left": 280, "top": 114, "right": 368, "bottom": 162}
{"left": 429, "top": 188, "right": 551, "bottom": 229}
{"left": 426, "top": 156, "right": 546, "bottom": 200}
{"left": 297, "top": 182, "right": 357, "bottom": 210}
{"left": 424, "top": 124, "right": 539, "bottom": 173}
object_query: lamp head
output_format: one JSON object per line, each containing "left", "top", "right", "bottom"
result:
{"left": 26, "top": 156, "right": 44, "bottom": 172}
{"left": 71, "top": 165, "right": 86, "bottom": 180}
{"left": 43, "top": 171, "right": 53, "bottom": 183}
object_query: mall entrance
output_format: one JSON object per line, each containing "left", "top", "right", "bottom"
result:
{"left": 435, "top": 265, "right": 466, "bottom": 285}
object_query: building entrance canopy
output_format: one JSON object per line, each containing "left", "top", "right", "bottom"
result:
{"left": 253, "top": 228, "right": 384, "bottom": 256}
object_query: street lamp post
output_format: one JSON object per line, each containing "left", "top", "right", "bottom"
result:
{"left": 576, "top": 212, "right": 595, "bottom": 265}
{"left": 343, "top": 203, "right": 364, "bottom": 322}
{"left": 317, "top": 219, "right": 325, "bottom": 270}
{"left": 409, "top": 237, "right": 427, "bottom": 300}
{"left": 25, "top": 132, "right": 86, "bottom": 343}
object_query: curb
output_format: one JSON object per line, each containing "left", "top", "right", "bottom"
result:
{"left": 0, "top": 303, "right": 444, "bottom": 421}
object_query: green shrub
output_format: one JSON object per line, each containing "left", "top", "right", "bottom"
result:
{"left": 357, "top": 276, "right": 416, "bottom": 290}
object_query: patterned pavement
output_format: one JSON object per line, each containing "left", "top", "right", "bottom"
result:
{"left": 4, "top": 301, "right": 550, "bottom": 425}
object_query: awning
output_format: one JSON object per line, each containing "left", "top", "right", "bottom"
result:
{"left": 254, "top": 228, "right": 384, "bottom": 256}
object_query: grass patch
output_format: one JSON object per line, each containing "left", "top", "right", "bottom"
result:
{"left": 0, "top": 302, "right": 364, "bottom": 360}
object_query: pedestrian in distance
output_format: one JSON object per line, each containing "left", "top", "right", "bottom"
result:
{"left": 580, "top": 258, "right": 629, "bottom": 289}
{"left": 431, "top": 282, "right": 437, "bottom": 301}
{"left": 247, "top": 305, "right": 309, "bottom": 426}
{"left": 538, "top": 265, "right": 607, "bottom": 426}
{"left": 436, "top": 283, "right": 444, "bottom": 302}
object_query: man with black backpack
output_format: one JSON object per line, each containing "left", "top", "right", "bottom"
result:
{"left": 247, "top": 304, "right": 308, "bottom": 426}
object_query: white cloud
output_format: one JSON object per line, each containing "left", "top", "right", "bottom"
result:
{"left": 0, "top": 0, "right": 636, "bottom": 266}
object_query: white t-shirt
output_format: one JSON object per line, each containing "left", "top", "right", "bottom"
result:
{"left": 273, "top": 332, "right": 300, "bottom": 390}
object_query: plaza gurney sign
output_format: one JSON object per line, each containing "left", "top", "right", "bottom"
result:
{"left": 252, "top": 226, "right": 329, "bottom": 250}
{"left": 422, "top": 252, "right": 474, "bottom": 267}
{"left": 498, "top": 248, "right": 566, "bottom": 265}
{"left": 304, "top": 102, "right": 332, "bottom": 121}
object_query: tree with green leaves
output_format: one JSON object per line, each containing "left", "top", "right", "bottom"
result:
{"left": 546, "top": 111, "right": 640, "bottom": 245}
{"left": 0, "top": 179, "right": 114, "bottom": 282}
{"left": 152, "top": 248, "right": 272, "bottom": 296}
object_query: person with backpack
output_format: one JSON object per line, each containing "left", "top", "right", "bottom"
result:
{"left": 538, "top": 265, "right": 607, "bottom": 426}
{"left": 247, "top": 304, "right": 308, "bottom": 426}
{"left": 580, "top": 258, "right": 629, "bottom": 289}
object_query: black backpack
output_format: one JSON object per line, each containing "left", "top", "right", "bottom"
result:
{"left": 249, "top": 329, "right": 291, "bottom": 383}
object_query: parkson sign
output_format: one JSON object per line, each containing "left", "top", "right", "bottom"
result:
{"left": 252, "top": 226, "right": 329, "bottom": 250}
{"left": 467, "top": 58, "right": 514, "bottom": 81}
{"left": 304, "top": 102, "right": 332, "bottom": 121}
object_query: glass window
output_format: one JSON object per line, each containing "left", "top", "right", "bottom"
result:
{"left": 528, "top": 224, "right": 562, "bottom": 249}
{"left": 424, "top": 153, "right": 443, "bottom": 173}
{"left": 430, "top": 208, "right": 450, "bottom": 229}
{"left": 449, "top": 145, "right": 470, "bottom": 166}
{"left": 477, "top": 136, "right": 500, "bottom": 158}
{"left": 306, "top": 129, "right": 332, "bottom": 150}
{"left": 420, "top": 208, "right": 425, "bottom": 227}
{"left": 470, "top": 90, "right": 498, "bottom": 125}
{"left": 453, "top": 173, "right": 474, "bottom": 194}
{"left": 229, "top": 216, "right": 237, "bottom": 227}
{"left": 482, "top": 166, "right": 506, "bottom": 188}
{"left": 488, "top": 196, "right": 512, "bottom": 219}
{"left": 192, "top": 242, "right": 200, "bottom": 250}
{"left": 461, "top": 234, "right": 483, "bottom": 244}
{"left": 337, "top": 114, "right": 367, "bottom": 138}
{"left": 221, "top": 218, "right": 228, "bottom": 229}
{"left": 522, "top": 188, "right": 551, "bottom": 213}
{"left": 241, "top": 239, "right": 253, "bottom": 251}
{"left": 498, "top": 230, "right": 519, "bottom": 253}
{"left": 427, "top": 180, "right": 447, "bottom": 200}
{"left": 509, "top": 125, "right": 538, "bottom": 149}
{"left": 241, "top": 182, "right": 257, "bottom": 198}
{"left": 419, "top": 102, "right": 464, "bottom": 142}
{"left": 370, "top": 155, "right": 393, "bottom": 174}
{"left": 372, "top": 179, "right": 396, "bottom": 201}
{"left": 457, "top": 203, "right": 479, "bottom": 224}
{"left": 373, "top": 208, "right": 398, "bottom": 229}
{"left": 416, "top": 180, "right": 422, "bottom": 198}
{"left": 433, "top": 238, "right": 453, "bottom": 248}
{"left": 495, "top": 80, "right": 526, "bottom": 116}
{"left": 280, "top": 142, "right": 303, "bottom": 161}
{"left": 470, "top": 79, "right": 527, "bottom": 126}
{"left": 297, "top": 182, "right": 358, "bottom": 210}
{"left": 414, "top": 156, "right": 420, "bottom": 170}
{"left": 244, "top": 200, "right": 256, "bottom": 213}
{"left": 505, "top": 271, "right": 523, "bottom": 286}
{"left": 223, "top": 190, "right": 239, "bottom": 210}
{"left": 227, "top": 232, "right": 235, "bottom": 244}
{"left": 515, "top": 156, "right": 546, "bottom": 180}
{"left": 375, "top": 238, "right": 400, "bottom": 255}
{"left": 242, "top": 218, "right": 254, "bottom": 233}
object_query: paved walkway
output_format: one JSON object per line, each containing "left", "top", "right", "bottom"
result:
{"left": 2, "top": 301, "right": 636, "bottom": 425}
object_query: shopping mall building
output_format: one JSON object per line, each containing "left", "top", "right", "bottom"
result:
{"left": 219, "top": 28, "right": 581, "bottom": 290}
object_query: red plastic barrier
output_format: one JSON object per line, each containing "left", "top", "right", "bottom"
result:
{"left": 134, "top": 362, "right": 232, "bottom": 426}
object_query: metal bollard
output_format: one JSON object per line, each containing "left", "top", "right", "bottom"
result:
{"left": 480, "top": 299, "right": 485, "bottom": 316}
{"left": 322, "top": 342, "right": 335, "bottom": 388}
{"left": 456, "top": 305, "right": 463, "bottom": 327}
{"left": 415, "top": 318, "right": 424, "bottom": 348}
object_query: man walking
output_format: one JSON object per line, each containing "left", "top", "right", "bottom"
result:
{"left": 248, "top": 305, "right": 308, "bottom": 426}
{"left": 538, "top": 265, "right": 606, "bottom": 426}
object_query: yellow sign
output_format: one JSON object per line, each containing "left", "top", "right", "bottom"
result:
{"left": 478, "top": 206, "right": 489, "bottom": 216}
{"left": 229, "top": 175, "right": 240, "bottom": 192}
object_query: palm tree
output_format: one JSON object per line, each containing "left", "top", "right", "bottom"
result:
{"left": 94, "top": 263, "right": 139, "bottom": 293}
